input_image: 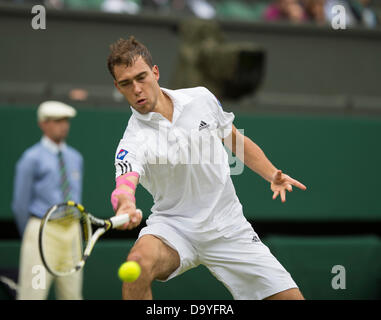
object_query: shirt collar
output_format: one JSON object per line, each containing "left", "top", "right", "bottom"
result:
{"left": 41, "top": 136, "right": 67, "bottom": 154}
{"left": 130, "top": 87, "right": 192, "bottom": 123}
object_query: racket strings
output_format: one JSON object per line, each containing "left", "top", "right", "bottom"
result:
{"left": 41, "top": 205, "right": 90, "bottom": 275}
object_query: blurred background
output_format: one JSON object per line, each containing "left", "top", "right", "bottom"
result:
{"left": 0, "top": 0, "right": 380, "bottom": 300}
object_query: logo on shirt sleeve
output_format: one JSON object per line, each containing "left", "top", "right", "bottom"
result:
{"left": 212, "top": 94, "right": 223, "bottom": 108}
{"left": 117, "top": 149, "right": 128, "bottom": 160}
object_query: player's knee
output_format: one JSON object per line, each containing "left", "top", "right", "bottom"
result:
{"left": 127, "top": 235, "right": 179, "bottom": 282}
{"left": 127, "top": 250, "right": 156, "bottom": 282}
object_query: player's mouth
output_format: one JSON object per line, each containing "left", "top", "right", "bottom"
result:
{"left": 136, "top": 98, "right": 147, "bottom": 106}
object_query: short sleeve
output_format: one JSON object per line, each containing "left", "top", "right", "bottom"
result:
{"left": 114, "top": 136, "right": 146, "bottom": 179}
{"left": 207, "top": 89, "right": 235, "bottom": 139}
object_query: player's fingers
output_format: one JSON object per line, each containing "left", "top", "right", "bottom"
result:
{"left": 131, "top": 209, "right": 142, "bottom": 223}
{"left": 127, "top": 217, "right": 137, "bottom": 230}
{"left": 290, "top": 178, "right": 307, "bottom": 190}
{"left": 120, "top": 219, "right": 130, "bottom": 230}
{"left": 280, "top": 189, "right": 286, "bottom": 202}
{"left": 286, "top": 184, "right": 293, "bottom": 192}
{"left": 115, "top": 210, "right": 139, "bottom": 231}
{"left": 272, "top": 191, "right": 279, "bottom": 200}
{"left": 127, "top": 210, "right": 143, "bottom": 230}
{"left": 113, "top": 213, "right": 130, "bottom": 230}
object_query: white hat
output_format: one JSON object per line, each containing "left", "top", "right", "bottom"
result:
{"left": 37, "top": 101, "right": 77, "bottom": 122}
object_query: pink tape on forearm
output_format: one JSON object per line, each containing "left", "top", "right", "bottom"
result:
{"left": 111, "top": 188, "right": 136, "bottom": 211}
{"left": 124, "top": 172, "right": 139, "bottom": 178}
{"left": 124, "top": 192, "right": 135, "bottom": 202}
{"left": 116, "top": 176, "right": 137, "bottom": 190}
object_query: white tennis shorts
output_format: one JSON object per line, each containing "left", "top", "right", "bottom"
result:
{"left": 138, "top": 209, "right": 298, "bottom": 300}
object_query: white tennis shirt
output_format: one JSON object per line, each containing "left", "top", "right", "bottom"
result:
{"left": 115, "top": 87, "right": 243, "bottom": 231}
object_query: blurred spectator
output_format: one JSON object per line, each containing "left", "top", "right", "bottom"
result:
{"left": 216, "top": 0, "right": 267, "bottom": 22}
{"left": 263, "top": 0, "right": 308, "bottom": 23}
{"left": 4, "top": 0, "right": 379, "bottom": 28}
{"left": 69, "top": 88, "right": 89, "bottom": 101}
{"left": 302, "top": 0, "right": 327, "bottom": 24}
{"left": 141, "top": 0, "right": 171, "bottom": 13}
{"left": 44, "top": 0, "right": 64, "bottom": 9}
{"left": 186, "top": 0, "right": 216, "bottom": 19}
{"left": 348, "top": 0, "right": 379, "bottom": 28}
{"left": 141, "top": 0, "right": 216, "bottom": 18}
{"left": 324, "top": 0, "right": 359, "bottom": 27}
{"left": 101, "top": 0, "right": 141, "bottom": 14}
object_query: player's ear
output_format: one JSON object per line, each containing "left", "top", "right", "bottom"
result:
{"left": 114, "top": 80, "right": 122, "bottom": 93}
{"left": 152, "top": 65, "right": 160, "bottom": 81}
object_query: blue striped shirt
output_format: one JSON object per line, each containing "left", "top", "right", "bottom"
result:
{"left": 12, "top": 136, "right": 83, "bottom": 235}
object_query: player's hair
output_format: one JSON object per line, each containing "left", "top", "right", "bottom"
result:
{"left": 107, "top": 36, "right": 154, "bottom": 80}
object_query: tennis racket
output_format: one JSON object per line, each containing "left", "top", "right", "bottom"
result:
{"left": 38, "top": 200, "right": 139, "bottom": 277}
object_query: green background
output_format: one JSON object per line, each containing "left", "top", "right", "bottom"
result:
{"left": 1, "top": 236, "right": 380, "bottom": 300}
{"left": 1, "top": 105, "right": 380, "bottom": 300}
{"left": 1, "top": 104, "right": 381, "bottom": 222}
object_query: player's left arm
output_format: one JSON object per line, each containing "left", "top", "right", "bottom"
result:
{"left": 223, "top": 124, "right": 307, "bottom": 202}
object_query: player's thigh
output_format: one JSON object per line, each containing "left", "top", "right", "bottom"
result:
{"left": 264, "top": 288, "right": 304, "bottom": 300}
{"left": 128, "top": 234, "right": 180, "bottom": 280}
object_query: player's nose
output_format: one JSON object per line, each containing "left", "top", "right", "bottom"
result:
{"left": 132, "top": 81, "right": 142, "bottom": 96}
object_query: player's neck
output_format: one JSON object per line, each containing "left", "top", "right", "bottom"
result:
{"left": 155, "top": 90, "right": 174, "bottom": 123}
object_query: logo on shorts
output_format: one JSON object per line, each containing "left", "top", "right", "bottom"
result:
{"left": 117, "top": 149, "right": 128, "bottom": 160}
{"left": 252, "top": 235, "right": 260, "bottom": 243}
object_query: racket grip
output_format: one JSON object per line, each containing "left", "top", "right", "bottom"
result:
{"left": 110, "top": 214, "right": 130, "bottom": 228}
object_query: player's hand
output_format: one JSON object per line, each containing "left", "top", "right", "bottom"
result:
{"left": 271, "top": 170, "right": 307, "bottom": 203}
{"left": 115, "top": 196, "right": 142, "bottom": 230}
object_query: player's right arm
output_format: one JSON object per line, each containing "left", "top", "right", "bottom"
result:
{"left": 112, "top": 172, "right": 142, "bottom": 230}
{"left": 112, "top": 133, "right": 145, "bottom": 230}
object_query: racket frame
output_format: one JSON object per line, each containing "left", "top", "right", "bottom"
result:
{"left": 39, "top": 201, "right": 131, "bottom": 277}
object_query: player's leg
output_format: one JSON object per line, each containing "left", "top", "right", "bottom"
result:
{"left": 122, "top": 234, "right": 180, "bottom": 300}
{"left": 264, "top": 288, "right": 304, "bottom": 300}
{"left": 202, "top": 217, "right": 302, "bottom": 300}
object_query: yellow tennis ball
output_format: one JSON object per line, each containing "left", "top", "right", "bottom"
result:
{"left": 118, "top": 261, "right": 141, "bottom": 282}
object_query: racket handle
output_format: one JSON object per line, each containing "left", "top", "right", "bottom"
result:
{"left": 110, "top": 214, "right": 130, "bottom": 228}
{"left": 110, "top": 209, "right": 143, "bottom": 228}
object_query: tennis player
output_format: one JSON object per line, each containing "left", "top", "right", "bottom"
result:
{"left": 107, "top": 37, "right": 307, "bottom": 300}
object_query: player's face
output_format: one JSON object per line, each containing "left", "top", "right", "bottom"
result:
{"left": 113, "top": 56, "right": 160, "bottom": 114}
{"left": 39, "top": 118, "right": 70, "bottom": 144}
